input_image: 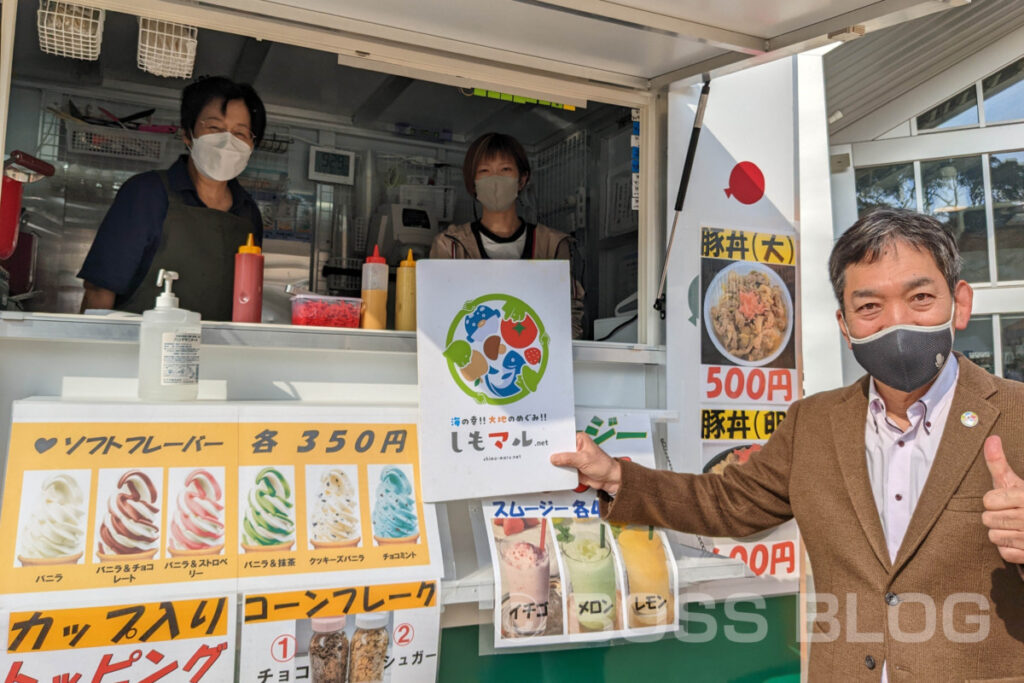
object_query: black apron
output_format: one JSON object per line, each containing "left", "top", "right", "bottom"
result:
{"left": 120, "top": 171, "right": 253, "bottom": 321}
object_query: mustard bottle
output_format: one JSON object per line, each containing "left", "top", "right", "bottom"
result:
{"left": 361, "top": 245, "right": 388, "bottom": 329}
{"left": 395, "top": 249, "right": 417, "bottom": 331}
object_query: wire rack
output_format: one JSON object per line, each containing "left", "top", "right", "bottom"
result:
{"left": 137, "top": 18, "right": 198, "bottom": 79}
{"left": 36, "top": 1, "right": 105, "bottom": 61}
{"left": 63, "top": 120, "right": 168, "bottom": 163}
{"left": 257, "top": 133, "right": 291, "bottom": 155}
{"left": 533, "top": 130, "right": 588, "bottom": 234}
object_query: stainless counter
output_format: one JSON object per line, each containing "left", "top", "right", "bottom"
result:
{"left": 0, "top": 311, "right": 667, "bottom": 362}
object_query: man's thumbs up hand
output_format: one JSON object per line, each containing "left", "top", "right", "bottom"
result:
{"left": 982, "top": 435, "right": 1024, "bottom": 565}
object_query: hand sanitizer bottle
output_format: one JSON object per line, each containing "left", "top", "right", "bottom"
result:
{"left": 138, "top": 269, "right": 201, "bottom": 401}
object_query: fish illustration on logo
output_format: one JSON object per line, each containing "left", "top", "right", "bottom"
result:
{"left": 484, "top": 350, "right": 528, "bottom": 398}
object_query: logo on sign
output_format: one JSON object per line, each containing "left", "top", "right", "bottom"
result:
{"left": 724, "top": 161, "right": 765, "bottom": 205}
{"left": 443, "top": 294, "right": 549, "bottom": 405}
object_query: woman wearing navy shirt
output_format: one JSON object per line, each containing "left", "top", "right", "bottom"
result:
{"left": 78, "top": 76, "right": 265, "bottom": 320}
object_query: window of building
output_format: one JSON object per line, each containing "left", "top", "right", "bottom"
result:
{"left": 955, "top": 315, "right": 995, "bottom": 375}
{"left": 916, "top": 85, "right": 979, "bottom": 132}
{"left": 982, "top": 57, "right": 1024, "bottom": 125}
{"left": 921, "top": 156, "right": 988, "bottom": 282}
{"left": 854, "top": 149, "right": 1024, "bottom": 285}
{"left": 950, "top": 314, "right": 1024, "bottom": 381}
{"left": 854, "top": 163, "right": 915, "bottom": 217}
{"left": 990, "top": 151, "right": 1024, "bottom": 281}
{"left": 1002, "top": 314, "right": 1024, "bottom": 382}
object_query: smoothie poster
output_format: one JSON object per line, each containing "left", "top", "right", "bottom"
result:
{"left": 239, "top": 579, "right": 441, "bottom": 683}
{"left": 485, "top": 509, "right": 678, "bottom": 648}
{"left": 484, "top": 412, "right": 678, "bottom": 648}
{"left": 416, "top": 260, "right": 579, "bottom": 501}
{"left": 0, "top": 401, "right": 442, "bottom": 608}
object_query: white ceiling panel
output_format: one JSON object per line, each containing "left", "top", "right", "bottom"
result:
{"left": 243, "top": 0, "right": 728, "bottom": 79}
{"left": 595, "top": 0, "right": 876, "bottom": 38}
{"left": 206, "top": 0, "right": 967, "bottom": 84}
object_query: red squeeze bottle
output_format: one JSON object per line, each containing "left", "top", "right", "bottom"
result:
{"left": 233, "top": 233, "right": 263, "bottom": 322}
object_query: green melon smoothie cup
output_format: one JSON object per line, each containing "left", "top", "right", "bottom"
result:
{"left": 561, "top": 526, "right": 617, "bottom": 632}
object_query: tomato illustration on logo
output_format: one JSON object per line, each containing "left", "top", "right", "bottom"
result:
{"left": 501, "top": 315, "right": 538, "bottom": 348}
{"left": 443, "top": 294, "right": 548, "bottom": 405}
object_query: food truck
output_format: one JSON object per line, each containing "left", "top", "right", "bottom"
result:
{"left": 3, "top": 0, "right": 1023, "bottom": 679}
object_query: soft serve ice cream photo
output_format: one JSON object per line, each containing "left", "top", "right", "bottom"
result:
{"left": 166, "top": 468, "right": 226, "bottom": 557}
{"left": 94, "top": 468, "right": 162, "bottom": 562}
{"left": 307, "top": 465, "right": 361, "bottom": 548}
{"left": 240, "top": 466, "right": 296, "bottom": 552}
{"left": 16, "top": 471, "right": 89, "bottom": 566}
{"left": 369, "top": 465, "right": 419, "bottom": 545}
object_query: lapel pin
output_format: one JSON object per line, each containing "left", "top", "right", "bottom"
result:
{"left": 960, "top": 411, "right": 979, "bottom": 428}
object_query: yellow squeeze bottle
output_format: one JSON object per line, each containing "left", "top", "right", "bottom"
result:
{"left": 361, "top": 245, "right": 388, "bottom": 329}
{"left": 395, "top": 249, "right": 417, "bottom": 331}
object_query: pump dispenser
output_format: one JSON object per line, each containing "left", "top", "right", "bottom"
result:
{"left": 138, "top": 269, "right": 201, "bottom": 401}
{"left": 395, "top": 249, "right": 416, "bottom": 331}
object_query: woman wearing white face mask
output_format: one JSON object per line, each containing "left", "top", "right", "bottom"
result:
{"left": 79, "top": 76, "right": 265, "bottom": 320}
{"left": 429, "top": 132, "right": 586, "bottom": 338}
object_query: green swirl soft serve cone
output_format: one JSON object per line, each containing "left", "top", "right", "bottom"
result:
{"left": 242, "top": 467, "right": 295, "bottom": 549}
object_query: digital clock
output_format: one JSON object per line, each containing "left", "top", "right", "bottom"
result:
{"left": 308, "top": 146, "right": 356, "bottom": 185}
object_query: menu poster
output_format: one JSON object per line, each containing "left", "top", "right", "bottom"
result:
{"left": 416, "top": 260, "right": 579, "bottom": 502}
{"left": 1, "top": 595, "right": 235, "bottom": 683}
{"left": 239, "top": 579, "right": 441, "bottom": 683}
{"left": 687, "top": 441, "right": 801, "bottom": 581}
{"left": 485, "top": 505, "right": 678, "bottom": 649}
{"left": 236, "top": 404, "right": 443, "bottom": 593}
{"left": 0, "top": 402, "right": 239, "bottom": 607}
{"left": 0, "top": 401, "right": 443, "bottom": 609}
{"left": 700, "top": 226, "right": 797, "bottom": 406}
{"left": 485, "top": 412, "right": 677, "bottom": 648}
{"left": 687, "top": 225, "right": 802, "bottom": 588}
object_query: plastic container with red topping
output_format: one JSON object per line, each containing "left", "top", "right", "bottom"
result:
{"left": 290, "top": 293, "right": 362, "bottom": 328}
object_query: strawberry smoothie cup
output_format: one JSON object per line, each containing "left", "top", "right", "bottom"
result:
{"left": 500, "top": 540, "right": 550, "bottom": 636}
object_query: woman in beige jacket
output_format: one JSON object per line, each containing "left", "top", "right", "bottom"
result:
{"left": 429, "top": 132, "right": 585, "bottom": 338}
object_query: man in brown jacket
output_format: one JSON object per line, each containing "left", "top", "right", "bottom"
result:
{"left": 553, "top": 209, "right": 1024, "bottom": 681}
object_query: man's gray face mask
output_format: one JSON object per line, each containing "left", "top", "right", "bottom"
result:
{"left": 475, "top": 175, "right": 519, "bottom": 212}
{"left": 844, "top": 308, "right": 955, "bottom": 393}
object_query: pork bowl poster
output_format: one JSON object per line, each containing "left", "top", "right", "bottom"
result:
{"left": 416, "top": 260, "right": 578, "bottom": 501}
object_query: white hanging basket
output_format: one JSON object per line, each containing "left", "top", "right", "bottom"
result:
{"left": 36, "top": 1, "right": 105, "bottom": 61}
{"left": 137, "top": 18, "right": 198, "bottom": 79}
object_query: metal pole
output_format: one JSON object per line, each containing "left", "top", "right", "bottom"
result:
{"left": 653, "top": 76, "right": 710, "bottom": 319}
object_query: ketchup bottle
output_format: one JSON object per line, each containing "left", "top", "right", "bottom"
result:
{"left": 232, "top": 233, "right": 263, "bottom": 323}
